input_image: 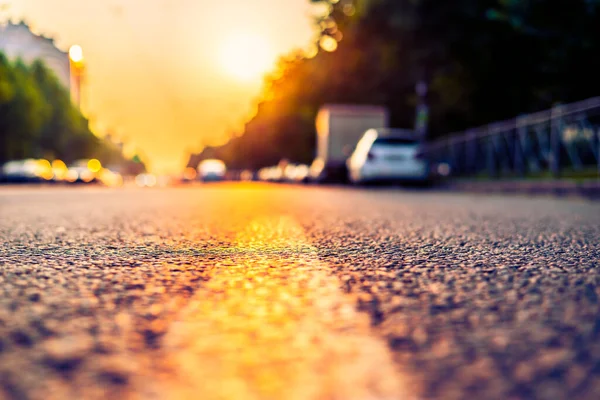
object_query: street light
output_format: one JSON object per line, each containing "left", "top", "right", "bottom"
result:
{"left": 69, "top": 44, "right": 84, "bottom": 63}
{"left": 69, "top": 44, "right": 85, "bottom": 111}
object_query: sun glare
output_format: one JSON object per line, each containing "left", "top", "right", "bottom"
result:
{"left": 220, "top": 33, "right": 275, "bottom": 82}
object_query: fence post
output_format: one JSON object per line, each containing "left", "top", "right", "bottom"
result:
{"left": 515, "top": 116, "right": 527, "bottom": 177}
{"left": 486, "top": 131, "right": 497, "bottom": 178}
{"left": 448, "top": 139, "right": 457, "bottom": 176}
{"left": 466, "top": 130, "right": 477, "bottom": 176}
{"left": 550, "top": 104, "right": 564, "bottom": 178}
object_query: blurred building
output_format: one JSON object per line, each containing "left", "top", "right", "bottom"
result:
{"left": 0, "top": 20, "right": 70, "bottom": 90}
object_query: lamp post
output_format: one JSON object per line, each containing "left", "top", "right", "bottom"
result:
{"left": 69, "top": 44, "right": 85, "bottom": 111}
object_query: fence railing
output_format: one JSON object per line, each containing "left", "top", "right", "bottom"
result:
{"left": 422, "top": 97, "right": 600, "bottom": 179}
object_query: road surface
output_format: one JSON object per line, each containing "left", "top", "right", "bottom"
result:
{"left": 0, "top": 184, "right": 599, "bottom": 400}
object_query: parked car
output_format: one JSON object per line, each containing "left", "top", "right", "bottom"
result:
{"left": 310, "top": 104, "right": 389, "bottom": 183}
{"left": 292, "top": 164, "right": 310, "bottom": 183}
{"left": 198, "top": 159, "right": 226, "bottom": 182}
{"left": 135, "top": 173, "right": 157, "bottom": 187}
{"left": 347, "top": 128, "right": 429, "bottom": 184}
{"left": 283, "top": 164, "right": 310, "bottom": 183}
{"left": 66, "top": 166, "right": 96, "bottom": 183}
{"left": 283, "top": 164, "right": 298, "bottom": 182}
{"left": 258, "top": 166, "right": 283, "bottom": 182}
{"left": 1, "top": 159, "right": 53, "bottom": 183}
{"left": 240, "top": 170, "right": 255, "bottom": 181}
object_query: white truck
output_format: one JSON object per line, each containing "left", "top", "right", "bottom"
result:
{"left": 310, "top": 104, "right": 389, "bottom": 183}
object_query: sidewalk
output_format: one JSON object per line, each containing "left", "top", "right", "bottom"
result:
{"left": 440, "top": 179, "right": 600, "bottom": 200}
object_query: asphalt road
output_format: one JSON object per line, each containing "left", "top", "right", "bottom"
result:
{"left": 1, "top": 184, "right": 599, "bottom": 400}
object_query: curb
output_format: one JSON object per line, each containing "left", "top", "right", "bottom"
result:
{"left": 439, "top": 180, "right": 600, "bottom": 200}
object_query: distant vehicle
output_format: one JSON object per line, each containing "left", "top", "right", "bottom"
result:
{"left": 293, "top": 164, "right": 310, "bottom": 183}
{"left": 66, "top": 159, "right": 102, "bottom": 184}
{"left": 67, "top": 166, "right": 96, "bottom": 183}
{"left": 97, "top": 168, "right": 124, "bottom": 187}
{"left": 347, "top": 128, "right": 429, "bottom": 184}
{"left": 135, "top": 173, "right": 157, "bottom": 187}
{"left": 51, "top": 160, "right": 69, "bottom": 182}
{"left": 310, "top": 104, "right": 389, "bottom": 183}
{"left": 181, "top": 167, "right": 198, "bottom": 183}
{"left": 240, "top": 170, "right": 254, "bottom": 181}
{"left": 198, "top": 159, "right": 226, "bottom": 182}
{"left": 283, "top": 164, "right": 298, "bottom": 182}
{"left": 258, "top": 166, "right": 284, "bottom": 182}
{"left": 1, "top": 159, "right": 53, "bottom": 183}
{"left": 283, "top": 164, "right": 310, "bottom": 183}
{"left": 2, "top": 159, "right": 38, "bottom": 183}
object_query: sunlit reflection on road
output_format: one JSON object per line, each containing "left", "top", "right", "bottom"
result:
{"left": 153, "top": 215, "right": 406, "bottom": 400}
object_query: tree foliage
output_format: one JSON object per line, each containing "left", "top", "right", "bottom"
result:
{"left": 193, "top": 0, "right": 600, "bottom": 170}
{"left": 0, "top": 53, "right": 137, "bottom": 169}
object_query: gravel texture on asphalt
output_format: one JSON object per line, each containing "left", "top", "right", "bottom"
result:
{"left": 0, "top": 184, "right": 599, "bottom": 400}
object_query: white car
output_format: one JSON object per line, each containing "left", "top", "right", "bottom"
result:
{"left": 198, "top": 159, "right": 226, "bottom": 182}
{"left": 2, "top": 159, "right": 54, "bottom": 182}
{"left": 347, "top": 129, "right": 429, "bottom": 184}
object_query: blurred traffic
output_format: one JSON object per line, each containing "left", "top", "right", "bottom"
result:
{"left": 0, "top": 112, "right": 451, "bottom": 188}
{"left": 0, "top": 158, "right": 123, "bottom": 187}
{"left": 0, "top": 110, "right": 452, "bottom": 189}
{"left": 179, "top": 104, "right": 452, "bottom": 187}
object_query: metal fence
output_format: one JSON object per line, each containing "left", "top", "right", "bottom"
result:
{"left": 422, "top": 97, "right": 600, "bottom": 179}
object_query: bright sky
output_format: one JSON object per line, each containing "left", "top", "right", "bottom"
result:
{"left": 3, "top": 0, "right": 319, "bottom": 173}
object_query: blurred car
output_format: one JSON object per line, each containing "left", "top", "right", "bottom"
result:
{"left": 347, "top": 128, "right": 429, "bottom": 184}
{"left": 65, "top": 159, "right": 105, "bottom": 184}
{"left": 1, "top": 159, "right": 53, "bottom": 183}
{"left": 135, "top": 173, "right": 157, "bottom": 187}
{"left": 271, "top": 166, "right": 284, "bottom": 182}
{"left": 2, "top": 159, "right": 38, "bottom": 183}
{"left": 283, "top": 164, "right": 310, "bottom": 183}
{"left": 198, "top": 159, "right": 226, "bottom": 182}
{"left": 240, "top": 170, "right": 255, "bottom": 181}
{"left": 257, "top": 160, "right": 288, "bottom": 183}
{"left": 258, "top": 166, "right": 283, "bottom": 182}
{"left": 97, "top": 168, "right": 124, "bottom": 187}
{"left": 51, "top": 160, "right": 69, "bottom": 182}
{"left": 292, "top": 164, "right": 310, "bottom": 183}
{"left": 283, "top": 164, "right": 298, "bottom": 182}
{"left": 181, "top": 167, "right": 198, "bottom": 183}
{"left": 258, "top": 167, "right": 270, "bottom": 181}
{"left": 66, "top": 166, "right": 96, "bottom": 183}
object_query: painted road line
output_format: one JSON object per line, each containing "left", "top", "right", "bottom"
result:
{"left": 148, "top": 215, "right": 410, "bottom": 400}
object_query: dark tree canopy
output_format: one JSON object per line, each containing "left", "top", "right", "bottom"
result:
{"left": 190, "top": 0, "right": 600, "bottom": 170}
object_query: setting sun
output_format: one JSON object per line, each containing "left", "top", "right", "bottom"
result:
{"left": 220, "top": 33, "right": 275, "bottom": 82}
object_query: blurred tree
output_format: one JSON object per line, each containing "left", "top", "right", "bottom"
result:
{"left": 0, "top": 53, "right": 17, "bottom": 161}
{"left": 0, "top": 56, "right": 46, "bottom": 161}
{"left": 192, "top": 0, "right": 600, "bottom": 170}
{"left": 1, "top": 53, "right": 142, "bottom": 173}
{"left": 30, "top": 60, "right": 75, "bottom": 161}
